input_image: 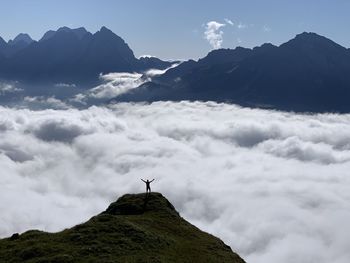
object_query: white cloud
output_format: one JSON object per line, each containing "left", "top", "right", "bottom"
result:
{"left": 73, "top": 64, "right": 180, "bottom": 102}
{"left": 138, "top": 54, "right": 156, "bottom": 58}
{"left": 0, "top": 83, "right": 23, "bottom": 95}
{"left": 88, "top": 72, "right": 144, "bottom": 99}
{"left": 237, "top": 22, "right": 248, "bottom": 29}
{"left": 1, "top": 102, "right": 350, "bottom": 263}
{"left": 144, "top": 63, "right": 180, "bottom": 77}
{"left": 263, "top": 25, "right": 271, "bottom": 32}
{"left": 70, "top": 93, "right": 87, "bottom": 105}
{"left": 225, "top": 18, "right": 234, "bottom": 26}
{"left": 54, "top": 83, "right": 77, "bottom": 88}
{"left": 23, "top": 96, "right": 71, "bottom": 110}
{"left": 204, "top": 21, "right": 226, "bottom": 49}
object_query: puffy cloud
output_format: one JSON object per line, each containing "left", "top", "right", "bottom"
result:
{"left": 237, "top": 22, "right": 248, "bottom": 29}
{"left": 204, "top": 21, "right": 226, "bottom": 49}
{"left": 54, "top": 83, "right": 77, "bottom": 88}
{"left": 0, "top": 83, "right": 23, "bottom": 95}
{"left": 225, "top": 18, "right": 234, "bottom": 26}
{"left": 87, "top": 72, "right": 144, "bottom": 99}
{"left": 263, "top": 25, "right": 271, "bottom": 32}
{"left": 0, "top": 102, "right": 350, "bottom": 263}
{"left": 73, "top": 64, "right": 180, "bottom": 103}
{"left": 144, "top": 63, "right": 180, "bottom": 77}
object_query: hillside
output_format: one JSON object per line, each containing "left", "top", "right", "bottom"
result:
{"left": 0, "top": 193, "right": 245, "bottom": 263}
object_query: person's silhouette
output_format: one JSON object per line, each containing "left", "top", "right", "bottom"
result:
{"left": 141, "top": 179, "right": 154, "bottom": 193}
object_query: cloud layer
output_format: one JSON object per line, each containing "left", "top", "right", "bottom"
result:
{"left": 1, "top": 102, "right": 350, "bottom": 263}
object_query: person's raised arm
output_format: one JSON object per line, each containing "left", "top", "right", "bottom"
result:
{"left": 150, "top": 179, "right": 155, "bottom": 182}
{"left": 141, "top": 179, "right": 146, "bottom": 183}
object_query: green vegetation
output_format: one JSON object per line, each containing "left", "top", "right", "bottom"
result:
{"left": 0, "top": 193, "right": 245, "bottom": 263}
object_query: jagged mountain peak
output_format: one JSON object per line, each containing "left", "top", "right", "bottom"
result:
{"left": 295, "top": 31, "right": 327, "bottom": 40}
{"left": 40, "top": 26, "right": 89, "bottom": 42}
{"left": 39, "top": 30, "right": 56, "bottom": 42}
{"left": 253, "top": 42, "right": 277, "bottom": 52}
{"left": 99, "top": 25, "right": 112, "bottom": 32}
{"left": 94, "top": 26, "right": 124, "bottom": 41}
{"left": 9, "top": 33, "right": 34, "bottom": 45}
{"left": 57, "top": 26, "right": 71, "bottom": 31}
{"left": 205, "top": 47, "right": 250, "bottom": 57}
{"left": 57, "top": 26, "right": 88, "bottom": 39}
{"left": 0, "top": 26, "right": 173, "bottom": 82}
{"left": 198, "top": 46, "right": 252, "bottom": 65}
{"left": 281, "top": 31, "right": 346, "bottom": 50}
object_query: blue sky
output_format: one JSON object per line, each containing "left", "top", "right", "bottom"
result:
{"left": 0, "top": 0, "right": 349, "bottom": 59}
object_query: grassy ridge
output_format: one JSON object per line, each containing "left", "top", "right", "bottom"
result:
{"left": 0, "top": 193, "right": 245, "bottom": 263}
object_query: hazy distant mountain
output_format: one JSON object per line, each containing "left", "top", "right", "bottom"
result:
{"left": 0, "top": 27, "right": 173, "bottom": 84}
{"left": 40, "top": 27, "right": 89, "bottom": 42}
{"left": 8, "top": 33, "right": 34, "bottom": 45}
{"left": 0, "top": 33, "right": 34, "bottom": 58}
{"left": 0, "top": 37, "right": 7, "bottom": 56}
{"left": 118, "top": 32, "right": 350, "bottom": 113}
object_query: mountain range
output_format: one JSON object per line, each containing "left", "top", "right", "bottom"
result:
{"left": 118, "top": 32, "right": 350, "bottom": 112}
{"left": 1, "top": 27, "right": 350, "bottom": 112}
{"left": 0, "top": 27, "right": 172, "bottom": 84}
{"left": 0, "top": 193, "right": 245, "bottom": 263}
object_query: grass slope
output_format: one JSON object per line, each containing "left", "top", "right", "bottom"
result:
{"left": 0, "top": 193, "right": 245, "bottom": 263}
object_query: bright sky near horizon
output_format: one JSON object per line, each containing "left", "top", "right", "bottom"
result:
{"left": 0, "top": 0, "right": 349, "bottom": 59}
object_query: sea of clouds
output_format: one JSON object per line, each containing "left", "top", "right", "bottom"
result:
{"left": 0, "top": 101, "right": 350, "bottom": 263}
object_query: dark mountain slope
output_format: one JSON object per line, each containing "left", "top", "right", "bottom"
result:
{"left": 0, "top": 34, "right": 34, "bottom": 57}
{"left": 118, "top": 32, "right": 350, "bottom": 113}
{"left": 0, "top": 193, "right": 245, "bottom": 263}
{"left": 139, "top": 56, "right": 176, "bottom": 70}
{"left": 77, "top": 26, "right": 139, "bottom": 75}
{"left": 230, "top": 32, "right": 350, "bottom": 111}
{"left": 6, "top": 30, "right": 86, "bottom": 82}
{"left": 0, "top": 36, "right": 9, "bottom": 57}
{"left": 156, "top": 47, "right": 253, "bottom": 85}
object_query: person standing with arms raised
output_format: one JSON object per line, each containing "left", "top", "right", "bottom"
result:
{"left": 141, "top": 179, "right": 154, "bottom": 193}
